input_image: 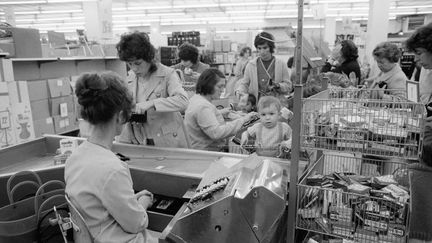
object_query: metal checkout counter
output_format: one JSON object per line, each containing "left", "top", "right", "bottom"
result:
{"left": 0, "top": 135, "right": 308, "bottom": 242}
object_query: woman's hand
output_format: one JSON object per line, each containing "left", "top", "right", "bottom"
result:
{"left": 244, "top": 112, "right": 258, "bottom": 121}
{"left": 136, "top": 190, "right": 153, "bottom": 209}
{"left": 219, "top": 107, "right": 232, "bottom": 116}
{"left": 135, "top": 101, "right": 155, "bottom": 114}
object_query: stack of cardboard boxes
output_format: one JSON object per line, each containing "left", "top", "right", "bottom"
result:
{"left": 0, "top": 78, "right": 78, "bottom": 148}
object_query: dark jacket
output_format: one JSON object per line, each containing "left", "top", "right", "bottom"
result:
{"left": 321, "top": 59, "right": 361, "bottom": 86}
{"left": 409, "top": 125, "right": 432, "bottom": 240}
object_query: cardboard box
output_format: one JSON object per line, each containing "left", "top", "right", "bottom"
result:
{"left": 27, "top": 80, "right": 49, "bottom": 101}
{"left": 7, "top": 81, "right": 36, "bottom": 143}
{"left": 31, "top": 99, "right": 50, "bottom": 121}
{"left": 33, "top": 117, "right": 55, "bottom": 138}
{"left": 47, "top": 77, "right": 72, "bottom": 98}
{"left": 49, "top": 95, "right": 75, "bottom": 117}
{"left": 10, "top": 28, "right": 42, "bottom": 58}
{"left": 222, "top": 40, "right": 231, "bottom": 52}
{"left": 7, "top": 81, "right": 31, "bottom": 105}
{"left": 214, "top": 39, "right": 222, "bottom": 52}
{"left": 0, "top": 83, "right": 16, "bottom": 148}
{"left": 53, "top": 114, "right": 78, "bottom": 134}
{"left": 10, "top": 102, "right": 35, "bottom": 143}
{"left": 215, "top": 53, "right": 224, "bottom": 63}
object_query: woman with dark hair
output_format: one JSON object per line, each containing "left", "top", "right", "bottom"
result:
{"left": 235, "top": 32, "right": 291, "bottom": 104}
{"left": 406, "top": 22, "right": 432, "bottom": 106}
{"left": 322, "top": 40, "right": 362, "bottom": 86}
{"left": 184, "top": 68, "right": 257, "bottom": 151}
{"left": 404, "top": 22, "right": 432, "bottom": 243}
{"left": 116, "top": 32, "right": 189, "bottom": 148}
{"left": 65, "top": 72, "right": 153, "bottom": 243}
{"left": 369, "top": 42, "right": 407, "bottom": 101}
{"left": 171, "top": 42, "right": 210, "bottom": 82}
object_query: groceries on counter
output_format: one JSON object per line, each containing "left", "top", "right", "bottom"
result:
{"left": 298, "top": 170, "right": 409, "bottom": 242}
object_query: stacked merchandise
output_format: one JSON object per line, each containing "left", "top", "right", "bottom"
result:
{"left": 0, "top": 78, "right": 79, "bottom": 148}
{"left": 400, "top": 52, "right": 416, "bottom": 79}
{"left": 167, "top": 31, "right": 200, "bottom": 46}
{"left": 297, "top": 154, "right": 409, "bottom": 242}
{"left": 296, "top": 87, "right": 424, "bottom": 242}
{"left": 159, "top": 46, "right": 179, "bottom": 67}
{"left": 302, "top": 88, "right": 423, "bottom": 159}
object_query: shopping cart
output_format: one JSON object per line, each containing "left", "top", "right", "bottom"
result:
{"left": 296, "top": 152, "right": 410, "bottom": 242}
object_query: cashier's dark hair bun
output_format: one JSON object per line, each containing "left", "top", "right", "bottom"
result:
{"left": 75, "top": 72, "right": 133, "bottom": 125}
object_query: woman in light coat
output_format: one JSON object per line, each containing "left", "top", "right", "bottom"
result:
{"left": 116, "top": 32, "right": 189, "bottom": 148}
{"left": 235, "top": 32, "right": 291, "bottom": 106}
{"left": 369, "top": 42, "right": 408, "bottom": 101}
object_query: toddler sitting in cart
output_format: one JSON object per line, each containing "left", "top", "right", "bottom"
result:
{"left": 240, "top": 96, "right": 292, "bottom": 157}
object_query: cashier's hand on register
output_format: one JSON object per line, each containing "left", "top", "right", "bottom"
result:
{"left": 136, "top": 190, "right": 154, "bottom": 209}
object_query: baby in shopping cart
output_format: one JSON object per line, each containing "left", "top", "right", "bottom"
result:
{"left": 240, "top": 96, "right": 292, "bottom": 157}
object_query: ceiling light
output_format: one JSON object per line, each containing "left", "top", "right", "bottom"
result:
{"left": 391, "top": 5, "right": 432, "bottom": 9}
{"left": 161, "top": 21, "right": 202, "bottom": 26}
{"left": 42, "top": 10, "right": 82, "bottom": 14}
{"left": 0, "top": 1, "right": 45, "bottom": 4}
{"left": 14, "top": 11, "right": 40, "bottom": 15}
{"left": 47, "top": 0, "right": 96, "bottom": 2}
{"left": 226, "top": 10, "right": 266, "bottom": 14}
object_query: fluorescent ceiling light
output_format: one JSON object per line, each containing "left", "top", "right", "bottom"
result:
{"left": 147, "top": 12, "right": 185, "bottom": 17}
{"left": 14, "top": 11, "right": 40, "bottom": 15}
{"left": 226, "top": 10, "right": 266, "bottom": 14}
{"left": 0, "top": 1, "right": 44, "bottom": 4}
{"left": 17, "top": 22, "right": 85, "bottom": 27}
{"left": 16, "top": 17, "right": 84, "bottom": 22}
{"left": 391, "top": 5, "right": 432, "bottom": 9}
{"left": 161, "top": 21, "right": 202, "bottom": 26}
{"left": 42, "top": 9, "right": 82, "bottom": 14}
{"left": 47, "top": 0, "right": 96, "bottom": 2}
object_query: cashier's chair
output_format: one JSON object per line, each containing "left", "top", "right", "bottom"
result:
{"left": 65, "top": 194, "right": 94, "bottom": 243}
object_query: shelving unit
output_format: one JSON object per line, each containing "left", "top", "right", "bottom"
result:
{"left": 0, "top": 56, "right": 127, "bottom": 148}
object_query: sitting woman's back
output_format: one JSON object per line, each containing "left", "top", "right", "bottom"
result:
{"left": 65, "top": 72, "right": 152, "bottom": 243}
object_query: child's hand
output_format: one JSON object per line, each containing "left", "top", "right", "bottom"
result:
{"left": 280, "top": 139, "right": 292, "bottom": 151}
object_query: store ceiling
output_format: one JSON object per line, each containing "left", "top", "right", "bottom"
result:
{"left": 0, "top": 0, "right": 431, "bottom": 34}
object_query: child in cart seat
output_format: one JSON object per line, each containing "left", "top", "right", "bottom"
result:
{"left": 240, "top": 96, "right": 292, "bottom": 157}
{"left": 238, "top": 94, "right": 257, "bottom": 113}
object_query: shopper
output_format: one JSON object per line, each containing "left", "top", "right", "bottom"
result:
{"left": 235, "top": 32, "right": 292, "bottom": 105}
{"left": 240, "top": 96, "right": 292, "bottom": 157}
{"left": 225, "top": 46, "right": 252, "bottom": 96}
{"left": 405, "top": 22, "right": 432, "bottom": 243}
{"left": 322, "top": 40, "right": 362, "bottom": 86}
{"left": 65, "top": 72, "right": 153, "bottom": 243}
{"left": 171, "top": 42, "right": 210, "bottom": 83}
{"left": 406, "top": 22, "right": 432, "bottom": 107}
{"left": 116, "top": 32, "right": 189, "bottom": 148}
{"left": 184, "top": 68, "right": 257, "bottom": 151}
{"left": 368, "top": 42, "right": 408, "bottom": 101}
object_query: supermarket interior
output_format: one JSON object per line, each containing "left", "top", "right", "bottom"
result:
{"left": 0, "top": 0, "right": 432, "bottom": 242}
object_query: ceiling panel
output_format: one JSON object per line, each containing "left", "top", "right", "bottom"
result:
{"left": 0, "top": 0, "right": 430, "bottom": 33}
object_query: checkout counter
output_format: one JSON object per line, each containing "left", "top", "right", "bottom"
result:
{"left": 0, "top": 135, "right": 308, "bottom": 242}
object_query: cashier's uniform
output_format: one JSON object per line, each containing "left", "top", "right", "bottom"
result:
{"left": 65, "top": 141, "right": 149, "bottom": 243}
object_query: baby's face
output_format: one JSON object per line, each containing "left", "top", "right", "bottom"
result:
{"left": 259, "top": 104, "right": 280, "bottom": 128}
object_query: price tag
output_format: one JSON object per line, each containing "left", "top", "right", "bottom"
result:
{"left": 60, "top": 103, "right": 68, "bottom": 118}
{"left": 0, "top": 111, "right": 10, "bottom": 129}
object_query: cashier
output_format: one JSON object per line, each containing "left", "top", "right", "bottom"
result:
{"left": 116, "top": 32, "right": 189, "bottom": 148}
{"left": 65, "top": 72, "right": 153, "bottom": 243}
{"left": 184, "top": 68, "right": 257, "bottom": 151}
{"left": 368, "top": 42, "right": 408, "bottom": 101}
{"left": 171, "top": 42, "right": 210, "bottom": 83}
